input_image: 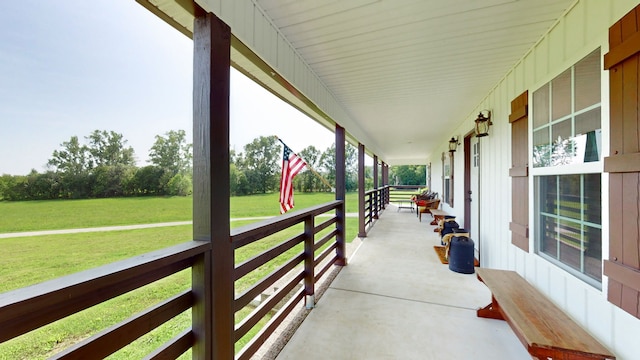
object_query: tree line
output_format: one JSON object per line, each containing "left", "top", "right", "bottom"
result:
{"left": 0, "top": 133, "right": 425, "bottom": 201}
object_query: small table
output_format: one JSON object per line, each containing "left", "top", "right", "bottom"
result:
{"left": 396, "top": 199, "right": 414, "bottom": 212}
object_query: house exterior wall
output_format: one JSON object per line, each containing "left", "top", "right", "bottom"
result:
{"left": 433, "top": 1, "right": 640, "bottom": 358}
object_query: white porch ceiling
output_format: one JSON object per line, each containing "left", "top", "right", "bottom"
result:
{"left": 139, "top": 0, "right": 575, "bottom": 164}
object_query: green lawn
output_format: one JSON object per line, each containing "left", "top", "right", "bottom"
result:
{"left": 0, "top": 194, "right": 361, "bottom": 359}
{"left": 0, "top": 192, "right": 359, "bottom": 233}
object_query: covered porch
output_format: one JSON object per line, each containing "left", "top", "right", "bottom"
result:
{"left": 275, "top": 205, "right": 527, "bottom": 359}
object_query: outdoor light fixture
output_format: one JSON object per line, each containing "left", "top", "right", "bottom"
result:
{"left": 449, "top": 136, "right": 460, "bottom": 152}
{"left": 474, "top": 110, "right": 492, "bottom": 137}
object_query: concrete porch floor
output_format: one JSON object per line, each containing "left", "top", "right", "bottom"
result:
{"left": 276, "top": 205, "right": 530, "bottom": 359}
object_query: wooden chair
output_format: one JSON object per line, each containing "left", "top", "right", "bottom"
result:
{"left": 418, "top": 199, "right": 440, "bottom": 222}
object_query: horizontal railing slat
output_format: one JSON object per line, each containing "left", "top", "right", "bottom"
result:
{"left": 234, "top": 253, "right": 304, "bottom": 312}
{"left": 234, "top": 234, "right": 305, "bottom": 281}
{"left": 314, "top": 243, "right": 338, "bottom": 268}
{"left": 235, "top": 288, "right": 305, "bottom": 360}
{"left": 314, "top": 216, "right": 337, "bottom": 234}
{"left": 144, "top": 329, "right": 194, "bottom": 360}
{"left": 52, "top": 290, "right": 194, "bottom": 359}
{"left": 314, "top": 229, "right": 338, "bottom": 251}
{"left": 0, "top": 241, "right": 208, "bottom": 343}
{"left": 315, "top": 255, "right": 338, "bottom": 283}
{"left": 234, "top": 272, "right": 304, "bottom": 341}
{"left": 231, "top": 201, "right": 341, "bottom": 249}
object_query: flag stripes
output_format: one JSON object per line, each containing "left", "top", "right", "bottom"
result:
{"left": 280, "top": 143, "right": 307, "bottom": 214}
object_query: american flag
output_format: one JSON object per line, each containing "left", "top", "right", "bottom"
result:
{"left": 279, "top": 143, "right": 307, "bottom": 214}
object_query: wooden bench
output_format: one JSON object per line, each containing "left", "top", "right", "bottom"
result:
{"left": 429, "top": 209, "right": 449, "bottom": 232}
{"left": 476, "top": 268, "right": 615, "bottom": 360}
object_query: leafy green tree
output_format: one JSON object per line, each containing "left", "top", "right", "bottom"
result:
{"left": 47, "top": 136, "right": 91, "bottom": 176}
{"left": 47, "top": 136, "right": 94, "bottom": 198}
{"left": 296, "top": 145, "right": 321, "bottom": 192}
{"left": 130, "top": 165, "right": 165, "bottom": 195}
{"left": 167, "top": 173, "right": 192, "bottom": 196}
{"left": 390, "top": 165, "right": 426, "bottom": 186}
{"left": 319, "top": 143, "right": 357, "bottom": 191}
{"left": 149, "top": 130, "right": 192, "bottom": 176}
{"left": 0, "top": 174, "right": 11, "bottom": 200}
{"left": 230, "top": 162, "right": 250, "bottom": 196}
{"left": 91, "top": 165, "right": 136, "bottom": 198}
{"left": 240, "top": 136, "right": 280, "bottom": 194}
{"left": 25, "top": 170, "right": 62, "bottom": 200}
{"left": 86, "top": 130, "right": 135, "bottom": 167}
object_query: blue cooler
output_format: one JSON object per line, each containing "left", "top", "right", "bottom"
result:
{"left": 448, "top": 230, "right": 475, "bottom": 274}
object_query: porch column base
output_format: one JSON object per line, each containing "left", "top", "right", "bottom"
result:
{"left": 305, "top": 295, "right": 316, "bottom": 309}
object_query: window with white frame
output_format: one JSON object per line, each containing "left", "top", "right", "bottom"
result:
{"left": 532, "top": 48, "right": 603, "bottom": 288}
{"left": 442, "top": 152, "right": 452, "bottom": 206}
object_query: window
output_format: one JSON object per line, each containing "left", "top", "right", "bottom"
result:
{"left": 533, "top": 49, "right": 602, "bottom": 168}
{"left": 536, "top": 174, "right": 602, "bottom": 287}
{"left": 532, "top": 49, "right": 603, "bottom": 287}
{"left": 442, "top": 152, "right": 453, "bottom": 206}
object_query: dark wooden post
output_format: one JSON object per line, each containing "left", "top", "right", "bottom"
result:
{"left": 357, "top": 143, "right": 366, "bottom": 237}
{"left": 373, "top": 155, "right": 379, "bottom": 219}
{"left": 335, "top": 125, "right": 347, "bottom": 265}
{"left": 304, "top": 215, "right": 315, "bottom": 308}
{"left": 381, "top": 161, "right": 387, "bottom": 209}
{"left": 192, "top": 9, "right": 232, "bottom": 360}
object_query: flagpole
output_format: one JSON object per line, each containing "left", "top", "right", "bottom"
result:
{"left": 277, "top": 137, "right": 334, "bottom": 192}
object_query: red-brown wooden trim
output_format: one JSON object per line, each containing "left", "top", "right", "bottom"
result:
{"left": 606, "top": 4, "right": 640, "bottom": 320}
{"left": 510, "top": 91, "right": 529, "bottom": 252}
{"left": 145, "top": 329, "right": 194, "bottom": 360}
{"left": 335, "top": 125, "right": 347, "bottom": 265}
{"left": 53, "top": 291, "right": 194, "bottom": 359}
{"left": 509, "top": 222, "right": 529, "bottom": 238}
{"left": 509, "top": 166, "right": 528, "bottom": 177}
{"left": 604, "top": 152, "right": 640, "bottom": 173}
{"left": 509, "top": 106, "right": 528, "bottom": 123}
{"left": 234, "top": 272, "right": 304, "bottom": 341}
{"left": 235, "top": 288, "right": 305, "bottom": 360}
{"left": 0, "top": 241, "right": 207, "bottom": 344}
{"left": 234, "top": 253, "right": 304, "bottom": 311}
{"left": 605, "top": 31, "right": 640, "bottom": 69}
{"left": 604, "top": 261, "right": 640, "bottom": 292}
{"left": 192, "top": 9, "right": 232, "bottom": 359}
{"left": 511, "top": 234, "right": 529, "bottom": 252}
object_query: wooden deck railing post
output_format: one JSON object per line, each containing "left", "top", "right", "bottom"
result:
{"left": 304, "top": 215, "right": 315, "bottom": 309}
{"left": 381, "top": 162, "right": 387, "bottom": 208}
{"left": 373, "top": 155, "right": 379, "bottom": 219}
{"left": 357, "top": 143, "right": 366, "bottom": 237}
{"left": 335, "top": 125, "right": 347, "bottom": 265}
{"left": 192, "top": 7, "right": 232, "bottom": 360}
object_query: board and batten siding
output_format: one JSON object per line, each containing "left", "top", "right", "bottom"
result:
{"left": 437, "top": 1, "right": 640, "bottom": 358}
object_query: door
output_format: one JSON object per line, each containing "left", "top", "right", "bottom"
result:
{"left": 470, "top": 136, "right": 480, "bottom": 257}
{"left": 464, "top": 132, "right": 480, "bottom": 259}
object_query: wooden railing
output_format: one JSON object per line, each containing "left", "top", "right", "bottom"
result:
{"left": 232, "top": 200, "right": 343, "bottom": 360}
{"left": 363, "top": 187, "right": 387, "bottom": 227}
{"left": 0, "top": 200, "right": 345, "bottom": 359}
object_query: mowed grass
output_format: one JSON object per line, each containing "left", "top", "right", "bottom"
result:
{"left": 0, "top": 192, "right": 359, "bottom": 233}
{"left": 0, "top": 194, "right": 361, "bottom": 359}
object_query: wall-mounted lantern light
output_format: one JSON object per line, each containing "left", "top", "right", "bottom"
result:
{"left": 474, "top": 110, "right": 492, "bottom": 137}
{"left": 449, "top": 136, "right": 460, "bottom": 152}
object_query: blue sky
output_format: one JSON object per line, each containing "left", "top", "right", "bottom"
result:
{"left": 0, "top": 0, "right": 335, "bottom": 176}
